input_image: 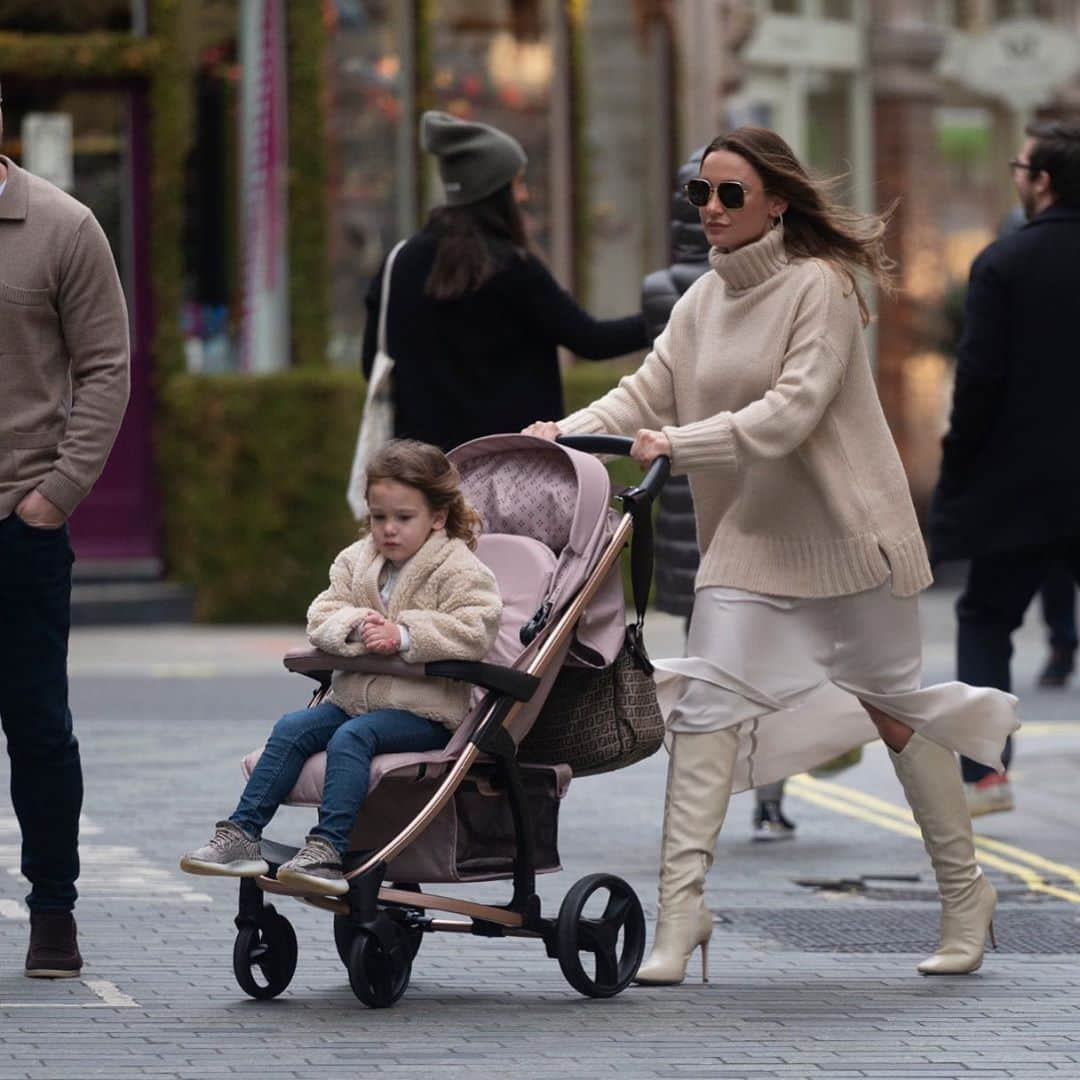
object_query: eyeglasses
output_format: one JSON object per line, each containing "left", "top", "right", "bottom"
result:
{"left": 684, "top": 177, "right": 748, "bottom": 210}
{"left": 1008, "top": 159, "right": 1038, "bottom": 173}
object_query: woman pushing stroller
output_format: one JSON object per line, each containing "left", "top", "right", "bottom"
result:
{"left": 527, "top": 125, "right": 1019, "bottom": 984}
{"left": 180, "top": 440, "right": 501, "bottom": 897}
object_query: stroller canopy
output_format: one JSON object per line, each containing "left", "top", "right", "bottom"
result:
{"left": 449, "top": 435, "right": 626, "bottom": 668}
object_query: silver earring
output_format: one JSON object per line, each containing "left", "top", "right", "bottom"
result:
{"left": 771, "top": 211, "right": 784, "bottom": 231}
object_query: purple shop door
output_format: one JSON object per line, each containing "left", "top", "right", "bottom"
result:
{"left": 67, "top": 86, "right": 158, "bottom": 563}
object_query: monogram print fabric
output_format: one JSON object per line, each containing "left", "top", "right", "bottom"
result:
{"left": 459, "top": 449, "right": 578, "bottom": 553}
{"left": 517, "top": 641, "right": 665, "bottom": 776}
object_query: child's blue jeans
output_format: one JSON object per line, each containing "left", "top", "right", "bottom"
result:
{"left": 230, "top": 702, "right": 450, "bottom": 854}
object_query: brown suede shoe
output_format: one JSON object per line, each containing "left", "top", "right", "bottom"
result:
{"left": 25, "top": 911, "right": 83, "bottom": 979}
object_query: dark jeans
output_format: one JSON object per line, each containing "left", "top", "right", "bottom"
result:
{"left": 231, "top": 701, "right": 450, "bottom": 853}
{"left": 0, "top": 513, "right": 80, "bottom": 913}
{"left": 1040, "top": 561, "right": 1078, "bottom": 652}
{"left": 957, "top": 542, "right": 1080, "bottom": 782}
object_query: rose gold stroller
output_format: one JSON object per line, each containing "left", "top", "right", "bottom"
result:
{"left": 230, "top": 434, "right": 669, "bottom": 1007}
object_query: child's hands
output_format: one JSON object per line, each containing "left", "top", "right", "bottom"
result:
{"left": 360, "top": 611, "right": 402, "bottom": 654}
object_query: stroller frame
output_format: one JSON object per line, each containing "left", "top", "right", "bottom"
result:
{"left": 230, "top": 437, "right": 668, "bottom": 1006}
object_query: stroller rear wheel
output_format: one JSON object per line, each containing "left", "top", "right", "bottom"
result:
{"left": 555, "top": 873, "right": 645, "bottom": 998}
{"left": 232, "top": 909, "right": 298, "bottom": 1000}
{"left": 346, "top": 922, "right": 413, "bottom": 1008}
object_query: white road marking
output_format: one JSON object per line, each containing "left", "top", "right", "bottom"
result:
{"left": 0, "top": 832, "right": 213, "bottom": 905}
{"left": 0, "top": 814, "right": 101, "bottom": 837}
{"left": 0, "top": 898, "right": 28, "bottom": 920}
{"left": 83, "top": 978, "right": 139, "bottom": 1007}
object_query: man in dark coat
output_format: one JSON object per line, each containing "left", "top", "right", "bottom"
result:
{"left": 929, "top": 120, "right": 1080, "bottom": 816}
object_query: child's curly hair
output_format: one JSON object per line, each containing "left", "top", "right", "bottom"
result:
{"left": 362, "top": 440, "right": 483, "bottom": 549}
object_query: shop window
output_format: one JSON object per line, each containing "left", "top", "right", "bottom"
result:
{"left": 326, "top": 0, "right": 406, "bottom": 366}
{"left": 822, "top": 0, "right": 855, "bottom": 18}
{"left": 429, "top": 0, "right": 554, "bottom": 259}
{"left": 182, "top": 40, "right": 241, "bottom": 373}
{"left": 175, "top": 0, "right": 244, "bottom": 373}
{"left": 0, "top": 80, "right": 130, "bottom": 285}
{"left": 0, "top": 0, "right": 135, "bottom": 32}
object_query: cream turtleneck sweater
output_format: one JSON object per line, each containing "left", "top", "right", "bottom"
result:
{"left": 559, "top": 226, "right": 932, "bottom": 599}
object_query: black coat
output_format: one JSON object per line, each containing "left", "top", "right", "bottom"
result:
{"left": 929, "top": 205, "right": 1080, "bottom": 561}
{"left": 643, "top": 149, "right": 710, "bottom": 617}
{"left": 361, "top": 229, "right": 647, "bottom": 452}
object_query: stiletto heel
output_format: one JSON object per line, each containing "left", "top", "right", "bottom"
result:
{"left": 889, "top": 734, "right": 999, "bottom": 975}
{"left": 633, "top": 730, "right": 737, "bottom": 987}
{"left": 988, "top": 921, "right": 997, "bottom": 950}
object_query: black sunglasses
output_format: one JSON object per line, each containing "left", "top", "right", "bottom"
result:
{"left": 684, "top": 178, "right": 747, "bottom": 209}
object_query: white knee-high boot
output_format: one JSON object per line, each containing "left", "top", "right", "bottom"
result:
{"left": 634, "top": 727, "right": 739, "bottom": 986}
{"left": 889, "top": 732, "right": 997, "bottom": 975}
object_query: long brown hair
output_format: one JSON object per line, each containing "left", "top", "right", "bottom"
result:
{"left": 704, "top": 127, "right": 896, "bottom": 325}
{"left": 424, "top": 182, "right": 529, "bottom": 301}
{"left": 362, "top": 440, "right": 483, "bottom": 549}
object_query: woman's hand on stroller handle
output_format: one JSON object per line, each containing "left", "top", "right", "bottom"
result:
{"left": 522, "top": 420, "right": 561, "bottom": 440}
{"left": 630, "top": 428, "right": 671, "bottom": 469}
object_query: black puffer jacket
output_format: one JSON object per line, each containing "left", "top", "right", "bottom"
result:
{"left": 644, "top": 148, "right": 710, "bottom": 617}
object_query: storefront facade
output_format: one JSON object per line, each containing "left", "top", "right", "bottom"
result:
{"left": 686, "top": 0, "right": 1080, "bottom": 513}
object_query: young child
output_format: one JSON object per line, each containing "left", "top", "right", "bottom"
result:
{"left": 180, "top": 440, "right": 502, "bottom": 896}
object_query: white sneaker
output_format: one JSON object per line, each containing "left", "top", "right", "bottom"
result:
{"left": 965, "top": 775, "right": 1015, "bottom": 818}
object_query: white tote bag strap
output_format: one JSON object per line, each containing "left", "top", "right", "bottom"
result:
{"left": 377, "top": 239, "right": 407, "bottom": 355}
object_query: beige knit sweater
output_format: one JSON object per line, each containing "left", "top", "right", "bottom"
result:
{"left": 306, "top": 531, "right": 502, "bottom": 728}
{"left": 559, "top": 226, "right": 932, "bottom": 599}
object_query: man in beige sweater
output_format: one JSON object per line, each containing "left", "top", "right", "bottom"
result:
{"left": 0, "top": 84, "right": 130, "bottom": 978}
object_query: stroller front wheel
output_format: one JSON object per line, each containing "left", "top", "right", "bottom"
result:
{"left": 555, "top": 873, "right": 646, "bottom": 998}
{"left": 232, "top": 909, "right": 298, "bottom": 1000}
{"left": 346, "top": 923, "right": 413, "bottom": 1008}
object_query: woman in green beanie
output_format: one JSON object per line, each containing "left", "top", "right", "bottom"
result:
{"left": 361, "top": 111, "right": 647, "bottom": 451}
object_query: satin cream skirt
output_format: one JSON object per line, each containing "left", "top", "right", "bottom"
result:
{"left": 653, "top": 582, "right": 1020, "bottom": 793}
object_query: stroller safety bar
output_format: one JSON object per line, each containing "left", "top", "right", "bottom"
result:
{"left": 282, "top": 647, "right": 540, "bottom": 702}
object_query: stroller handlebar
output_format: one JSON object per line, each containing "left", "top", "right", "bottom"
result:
{"left": 554, "top": 434, "right": 670, "bottom": 504}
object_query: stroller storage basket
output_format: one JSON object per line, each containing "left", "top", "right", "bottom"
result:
{"left": 346, "top": 763, "right": 568, "bottom": 884}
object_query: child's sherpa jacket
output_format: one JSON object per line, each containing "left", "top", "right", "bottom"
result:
{"left": 306, "top": 530, "right": 502, "bottom": 729}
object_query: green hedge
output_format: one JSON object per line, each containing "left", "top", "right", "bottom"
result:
{"left": 160, "top": 360, "right": 641, "bottom": 622}
{"left": 159, "top": 369, "right": 365, "bottom": 621}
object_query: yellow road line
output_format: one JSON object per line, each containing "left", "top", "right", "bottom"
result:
{"left": 793, "top": 773, "right": 1080, "bottom": 888}
{"left": 1014, "top": 722, "right": 1080, "bottom": 736}
{"left": 798, "top": 773, "right": 1080, "bottom": 887}
{"left": 787, "top": 776, "right": 1080, "bottom": 904}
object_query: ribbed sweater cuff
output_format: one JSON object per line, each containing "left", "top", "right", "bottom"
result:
{"left": 36, "top": 469, "right": 88, "bottom": 519}
{"left": 663, "top": 414, "right": 739, "bottom": 475}
{"left": 558, "top": 410, "right": 608, "bottom": 437}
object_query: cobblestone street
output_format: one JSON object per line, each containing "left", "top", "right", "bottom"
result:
{"left": 1, "top": 586, "right": 1078, "bottom": 1079}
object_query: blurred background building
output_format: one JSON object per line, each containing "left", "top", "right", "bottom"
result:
{"left": 2, "top": 0, "right": 1079, "bottom": 612}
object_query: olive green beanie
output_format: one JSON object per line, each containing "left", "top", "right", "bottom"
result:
{"left": 420, "top": 110, "right": 527, "bottom": 207}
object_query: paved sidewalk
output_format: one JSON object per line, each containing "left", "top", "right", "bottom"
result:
{"left": 0, "top": 587, "right": 1077, "bottom": 1079}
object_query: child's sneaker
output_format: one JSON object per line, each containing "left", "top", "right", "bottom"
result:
{"left": 180, "top": 820, "right": 269, "bottom": 877}
{"left": 276, "top": 836, "right": 348, "bottom": 896}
